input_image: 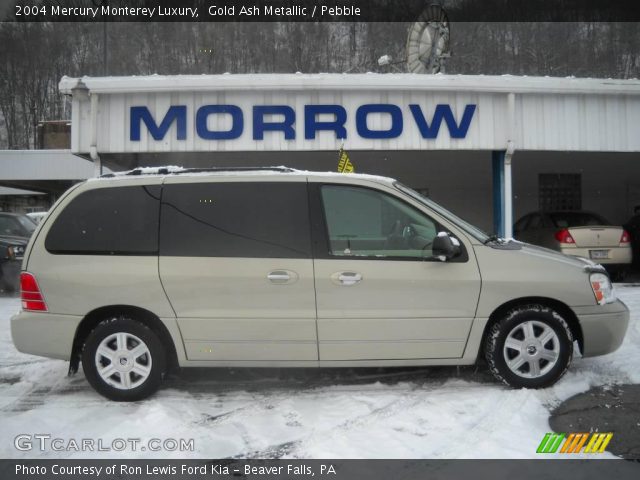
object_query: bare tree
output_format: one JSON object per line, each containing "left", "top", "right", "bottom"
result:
{"left": 0, "top": 21, "right": 638, "bottom": 148}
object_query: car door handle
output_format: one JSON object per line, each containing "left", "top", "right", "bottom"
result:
{"left": 267, "top": 270, "right": 298, "bottom": 284}
{"left": 332, "top": 271, "right": 363, "bottom": 286}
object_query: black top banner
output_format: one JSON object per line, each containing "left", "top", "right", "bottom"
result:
{"left": 4, "top": 0, "right": 640, "bottom": 22}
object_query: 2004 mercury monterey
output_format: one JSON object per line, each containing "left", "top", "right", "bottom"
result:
{"left": 11, "top": 167, "right": 629, "bottom": 401}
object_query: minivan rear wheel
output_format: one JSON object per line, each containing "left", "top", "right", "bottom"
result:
{"left": 485, "top": 305, "right": 573, "bottom": 389}
{"left": 82, "top": 316, "right": 166, "bottom": 401}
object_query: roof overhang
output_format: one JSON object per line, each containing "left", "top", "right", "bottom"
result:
{"left": 60, "top": 73, "right": 640, "bottom": 157}
{"left": 59, "top": 73, "right": 640, "bottom": 96}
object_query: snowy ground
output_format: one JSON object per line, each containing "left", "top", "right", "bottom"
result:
{"left": 1, "top": 287, "right": 639, "bottom": 459}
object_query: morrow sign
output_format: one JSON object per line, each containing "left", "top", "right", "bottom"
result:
{"left": 130, "top": 103, "right": 477, "bottom": 141}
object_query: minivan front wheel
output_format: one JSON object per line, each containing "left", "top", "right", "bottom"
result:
{"left": 82, "top": 316, "right": 166, "bottom": 401}
{"left": 485, "top": 305, "right": 573, "bottom": 389}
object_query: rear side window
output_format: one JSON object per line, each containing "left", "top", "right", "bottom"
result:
{"left": 528, "top": 214, "right": 544, "bottom": 229}
{"left": 549, "top": 212, "right": 610, "bottom": 228}
{"left": 160, "top": 182, "right": 311, "bottom": 258}
{"left": 513, "top": 215, "right": 530, "bottom": 232}
{"left": 45, "top": 185, "right": 161, "bottom": 255}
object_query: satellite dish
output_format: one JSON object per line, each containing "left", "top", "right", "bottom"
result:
{"left": 406, "top": 3, "right": 450, "bottom": 74}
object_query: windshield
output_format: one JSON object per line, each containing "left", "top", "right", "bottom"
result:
{"left": 17, "top": 215, "right": 37, "bottom": 234}
{"left": 0, "top": 214, "right": 36, "bottom": 236}
{"left": 394, "top": 182, "right": 490, "bottom": 243}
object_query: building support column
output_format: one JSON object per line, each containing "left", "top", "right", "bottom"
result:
{"left": 503, "top": 148, "right": 513, "bottom": 238}
{"left": 492, "top": 150, "right": 505, "bottom": 237}
{"left": 89, "top": 92, "right": 102, "bottom": 177}
{"left": 492, "top": 143, "right": 515, "bottom": 238}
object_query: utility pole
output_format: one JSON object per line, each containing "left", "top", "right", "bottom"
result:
{"left": 92, "top": 0, "right": 108, "bottom": 75}
{"left": 102, "top": 21, "right": 107, "bottom": 75}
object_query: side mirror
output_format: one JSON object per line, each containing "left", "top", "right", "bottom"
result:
{"left": 432, "top": 232, "right": 461, "bottom": 261}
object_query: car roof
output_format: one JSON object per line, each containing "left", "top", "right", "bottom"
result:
{"left": 92, "top": 166, "right": 398, "bottom": 186}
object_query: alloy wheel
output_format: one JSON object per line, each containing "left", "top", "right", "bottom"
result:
{"left": 503, "top": 320, "right": 560, "bottom": 378}
{"left": 94, "top": 332, "right": 152, "bottom": 390}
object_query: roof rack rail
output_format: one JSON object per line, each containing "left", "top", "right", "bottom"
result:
{"left": 100, "top": 166, "right": 297, "bottom": 178}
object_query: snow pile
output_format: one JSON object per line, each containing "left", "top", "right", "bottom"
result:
{"left": 0, "top": 287, "right": 638, "bottom": 459}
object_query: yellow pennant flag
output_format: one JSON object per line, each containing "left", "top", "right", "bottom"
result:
{"left": 337, "top": 145, "right": 354, "bottom": 173}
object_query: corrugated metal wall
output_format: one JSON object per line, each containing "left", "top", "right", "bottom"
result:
{"left": 71, "top": 88, "right": 640, "bottom": 154}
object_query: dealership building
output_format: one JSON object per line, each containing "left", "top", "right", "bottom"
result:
{"left": 51, "top": 73, "right": 640, "bottom": 236}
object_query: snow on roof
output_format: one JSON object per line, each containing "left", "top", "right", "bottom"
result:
{"left": 59, "top": 73, "right": 640, "bottom": 96}
{"left": 94, "top": 166, "right": 397, "bottom": 184}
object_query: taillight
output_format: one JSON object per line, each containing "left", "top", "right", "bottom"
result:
{"left": 20, "top": 272, "right": 47, "bottom": 312}
{"left": 620, "top": 230, "right": 630, "bottom": 244}
{"left": 590, "top": 272, "right": 615, "bottom": 305}
{"left": 554, "top": 228, "right": 575, "bottom": 244}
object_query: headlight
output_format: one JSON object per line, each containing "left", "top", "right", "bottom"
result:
{"left": 6, "top": 246, "right": 24, "bottom": 259}
{"left": 590, "top": 272, "right": 615, "bottom": 305}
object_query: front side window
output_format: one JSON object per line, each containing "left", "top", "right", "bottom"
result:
{"left": 45, "top": 185, "right": 161, "bottom": 255}
{"left": 321, "top": 185, "right": 438, "bottom": 259}
{"left": 160, "top": 182, "right": 311, "bottom": 258}
{"left": 394, "top": 182, "right": 489, "bottom": 242}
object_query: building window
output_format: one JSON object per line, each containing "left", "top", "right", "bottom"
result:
{"left": 538, "top": 174, "right": 581, "bottom": 211}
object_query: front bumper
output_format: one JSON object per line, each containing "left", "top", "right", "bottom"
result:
{"left": 574, "top": 299, "right": 630, "bottom": 357}
{"left": 11, "top": 310, "right": 82, "bottom": 360}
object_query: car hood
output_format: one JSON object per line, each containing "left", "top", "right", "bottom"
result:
{"left": 513, "top": 240, "right": 597, "bottom": 270}
{"left": 473, "top": 240, "right": 607, "bottom": 318}
{"left": 0, "top": 234, "right": 30, "bottom": 246}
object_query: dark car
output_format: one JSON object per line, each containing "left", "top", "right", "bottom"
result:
{"left": 0, "top": 213, "right": 36, "bottom": 293}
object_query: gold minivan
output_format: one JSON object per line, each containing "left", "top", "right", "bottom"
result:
{"left": 11, "top": 167, "right": 629, "bottom": 401}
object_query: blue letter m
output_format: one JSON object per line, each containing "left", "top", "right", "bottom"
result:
{"left": 130, "top": 106, "right": 187, "bottom": 141}
{"left": 410, "top": 104, "right": 476, "bottom": 139}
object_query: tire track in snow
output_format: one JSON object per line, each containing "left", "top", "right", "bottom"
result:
{"left": 270, "top": 383, "right": 431, "bottom": 458}
{"left": 431, "top": 386, "right": 528, "bottom": 458}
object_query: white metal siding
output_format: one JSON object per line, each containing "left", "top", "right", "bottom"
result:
{"left": 64, "top": 74, "right": 640, "bottom": 154}
{"left": 516, "top": 94, "right": 640, "bottom": 152}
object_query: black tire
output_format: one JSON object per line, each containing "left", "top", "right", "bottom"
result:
{"left": 484, "top": 304, "right": 573, "bottom": 389}
{"left": 82, "top": 315, "right": 166, "bottom": 401}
